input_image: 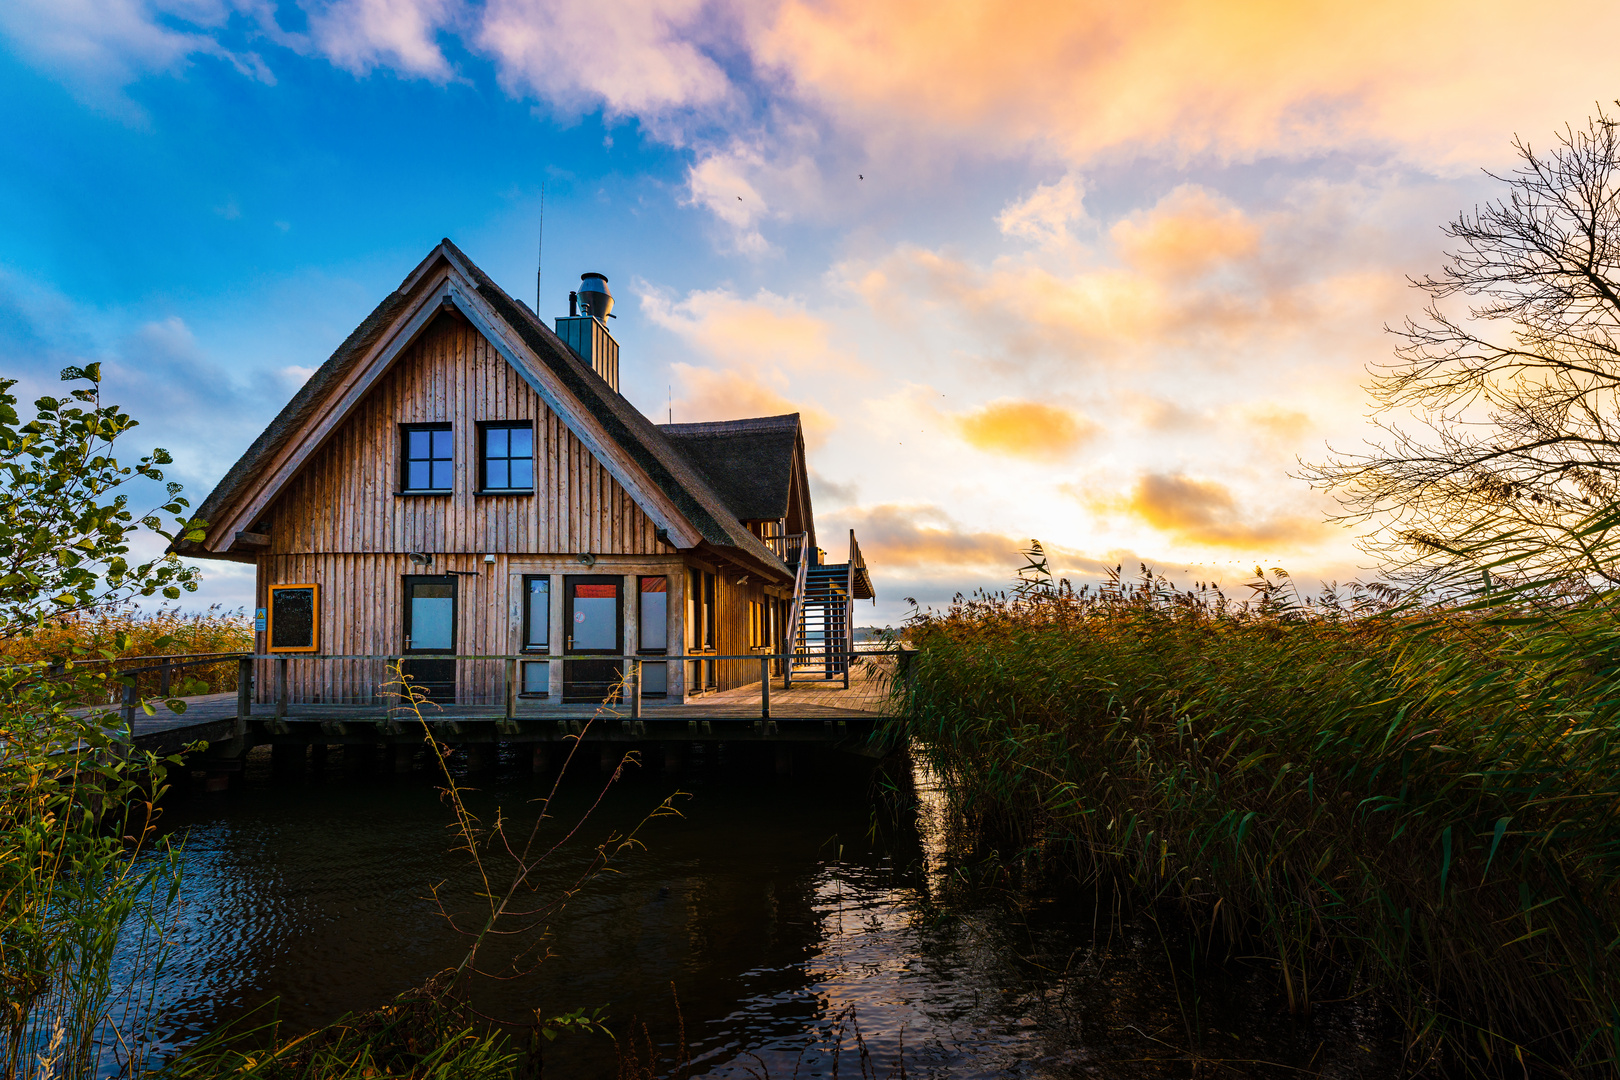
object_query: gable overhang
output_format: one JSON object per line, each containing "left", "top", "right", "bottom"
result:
{"left": 194, "top": 249, "right": 708, "bottom": 556}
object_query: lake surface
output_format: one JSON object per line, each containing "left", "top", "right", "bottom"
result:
{"left": 139, "top": 742, "right": 1399, "bottom": 1077}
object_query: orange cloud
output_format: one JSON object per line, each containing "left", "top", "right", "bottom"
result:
{"left": 954, "top": 399, "right": 1096, "bottom": 460}
{"left": 1113, "top": 472, "right": 1329, "bottom": 549}
{"left": 643, "top": 287, "right": 853, "bottom": 373}
{"left": 645, "top": 286, "right": 853, "bottom": 446}
{"left": 828, "top": 504, "right": 1020, "bottom": 568}
{"left": 668, "top": 363, "right": 835, "bottom": 448}
{"left": 1112, "top": 186, "right": 1259, "bottom": 279}
{"left": 1242, "top": 403, "right": 1313, "bottom": 442}
{"left": 755, "top": 0, "right": 1620, "bottom": 169}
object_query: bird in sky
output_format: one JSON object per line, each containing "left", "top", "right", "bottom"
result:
{"left": 859, "top": 174, "right": 864, "bottom": 180}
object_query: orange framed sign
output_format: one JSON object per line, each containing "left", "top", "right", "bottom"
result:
{"left": 267, "top": 583, "right": 320, "bottom": 653}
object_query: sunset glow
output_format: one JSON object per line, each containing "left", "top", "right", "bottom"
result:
{"left": 3, "top": 0, "right": 1616, "bottom": 619}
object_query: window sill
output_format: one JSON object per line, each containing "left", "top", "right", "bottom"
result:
{"left": 476, "top": 488, "right": 535, "bottom": 497}
{"left": 395, "top": 489, "right": 453, "bottom": 497}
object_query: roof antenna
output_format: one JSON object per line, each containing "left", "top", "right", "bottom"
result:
{"left": 535, "top": 181, "right": 545, "bottom": 315}
{"left": 668, "top": 384, "right": 672, "bottom": 424}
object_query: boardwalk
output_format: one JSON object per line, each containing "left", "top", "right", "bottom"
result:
{"left": 131, "top": 655, "right": 897, "bottom": 756}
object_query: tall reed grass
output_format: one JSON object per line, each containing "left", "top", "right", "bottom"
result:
{"left": 892, "top": 546, "right": 1620, "bottom": 1076}
{"left": 5, "top": 605, "right": 253, "bottom": 704}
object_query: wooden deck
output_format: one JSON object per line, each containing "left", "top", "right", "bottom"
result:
{"left": 130, "top": 657, "right": 897, "bottom": 755}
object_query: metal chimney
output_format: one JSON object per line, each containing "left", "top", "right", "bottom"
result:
{"left": 555, "top": 272, "right": 620, "bottom": 392}
{"left": 577, "top": 273, "right": 613, "bottom": 320}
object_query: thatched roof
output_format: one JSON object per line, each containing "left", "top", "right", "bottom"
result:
{"left": 181, "top": 239, "right": 793, "bottom": 579}
{"left": 658, "top": 414, "right": 801, "bottom": 523}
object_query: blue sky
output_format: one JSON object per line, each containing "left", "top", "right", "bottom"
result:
{"left": 4, "top": 1, "right": 1619, "bottom": 623}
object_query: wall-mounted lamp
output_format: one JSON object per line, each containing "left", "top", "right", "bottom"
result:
{"left": 576, "top": 552, "right": 597, "bottom": 568}
{"left": 408, "top": 552, "right": 433, "bottom": 567}
{"left": 483, "top": 554, "right": 496, "bottom": 565}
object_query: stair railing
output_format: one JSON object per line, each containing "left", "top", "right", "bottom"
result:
{"left": 781, "top": 532, "right": 810, "bottom": 689}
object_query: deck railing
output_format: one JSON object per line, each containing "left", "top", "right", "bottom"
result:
{"left": 757, "top": 530, "right": 808, "bottom": 567}
{"left": 142, "top": 650, "right": 889, "bottom": 723}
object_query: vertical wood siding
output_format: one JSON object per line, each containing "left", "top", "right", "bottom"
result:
{"left": 262, "top": 313, "right": 673, "bottom": 558}
{"left": 251, "top": 314, "right": 681, "bottom": 704}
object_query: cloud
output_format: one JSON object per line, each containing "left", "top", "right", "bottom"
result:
{"left": 1094, "top": 472, "right": 1330, "bottom": 549}
{"left": 643, "top": 285, "right": 851, "bottom": 372}
{"left": 752, "top": 0, "right": 1620, "bottom": 170}
{"left": 997, "top": 173, "right": 1089, "bottom": 250}
{"left": 954, "top": 399, "right": 1096, "bottom": 461}
{"left": 809, "top": 469, "right": 858, "bottom": 508}
{"left": 306, "top": 0, "right": 457, "bottom": 79}
{"left": 476, "top": 0, "right": 729, "bottom": 118}
{"left": 644, "top": 284, "right": 854, "bottom": 444}
{"left": 849, "top": 177, "right": 1413, "bottom": 376}
{"left": 826, "top": 503, "right": 1019, "bottom": 569}
{"left": 1242, "top": 403, "right": 1313, "bottom": 442}
{"left": 666, "top": 362, "right": 834, "bottom": 446}
{"left": 0, "top": 0, "right": 270, "bottom": 113}
{"left": 1111, "top": 185, "right": 1259, "bottom": 280}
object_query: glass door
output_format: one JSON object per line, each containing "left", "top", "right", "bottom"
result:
{"left": 403, "top": 575, "right": 457, "bottom": 703}
{"left": 563, "top": 575, "right": 622, "bottom": 703}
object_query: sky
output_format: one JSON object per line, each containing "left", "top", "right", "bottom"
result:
{"left": 3, "top": 1, "right": 1619, "bottom": 625}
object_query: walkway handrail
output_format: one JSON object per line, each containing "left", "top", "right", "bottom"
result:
{"left": 781, "top": 531, "right": 811, "bottom": 689}
{"left": 236, "top": 648, "right": 891, "bottom": 724}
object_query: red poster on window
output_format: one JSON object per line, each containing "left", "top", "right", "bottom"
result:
{"left": 575, "top": 584, "right": 617, "bottom": 598}
{"left": 641, "top": 577, "right": 667, "bottom": 592}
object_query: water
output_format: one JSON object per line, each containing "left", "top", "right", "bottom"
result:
{"left": 137, "top": 744, "right": 1399, "bottom": 1077}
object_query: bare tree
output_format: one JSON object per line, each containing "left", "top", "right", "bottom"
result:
{"left": 1305, "top": 105, "right": 1620, "bottom": 580}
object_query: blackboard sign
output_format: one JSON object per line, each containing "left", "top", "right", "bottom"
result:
{"left": 269, "top": 584, "right": 319, "bottom": 653}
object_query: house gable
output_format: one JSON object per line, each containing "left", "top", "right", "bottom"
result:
{"left": 259, "top": 311, "right": 675, "bottom": 556}
{"left": 185, "top": 240, "right": 791, "bottom": 580}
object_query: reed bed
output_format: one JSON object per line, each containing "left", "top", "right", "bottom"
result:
{"left": 892, "top": 563, "right": 1620, "bottom": 1076}
{"left": 5, "top": 604, "right": 252, "bottom": 702}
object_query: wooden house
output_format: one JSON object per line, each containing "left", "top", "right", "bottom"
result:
{"left": 178, "top": 240, "right": 873, "bottom": 707}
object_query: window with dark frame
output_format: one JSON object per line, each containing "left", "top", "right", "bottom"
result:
{"left": 522, "top": 575, "right": 550, "bottom": 652}
{"left": 402, "top": 424, "right": 453, "bottom": 491}
{"left": 481, "top": 422, "right": 534, "bottom": 491}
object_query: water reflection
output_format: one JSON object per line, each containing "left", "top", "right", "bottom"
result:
{"left": 137, "top": 746, "right": 1397, "bottom": 1077}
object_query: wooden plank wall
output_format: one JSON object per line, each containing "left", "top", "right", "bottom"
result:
{"left": 698, "top": 572, "right": 783, "bottom": 692}
{"left": 251, "top": 313, "right": 681, "bottom": 704}
{"left": 254, "top": 551, "right": 516, "bottom": 705}
{"left": 263, "top": 312, "right": 673, "bottom": 558}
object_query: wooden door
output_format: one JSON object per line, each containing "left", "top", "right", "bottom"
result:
{"left": 403, "top": 575, "right": 457, "bottom": 703}
{"left": 563, "top": 575, "right": 622, "bottom": 703}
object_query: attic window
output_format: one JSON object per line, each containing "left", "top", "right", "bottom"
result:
{"left": 480, "top": 422, "right": 534, "bottom": 492}
{"left": 402, "top": 424, "right": 453, "bottom": 491}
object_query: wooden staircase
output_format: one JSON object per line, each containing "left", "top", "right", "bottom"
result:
{"left": 783, "top": 530, "right": 874, "bottom": 688}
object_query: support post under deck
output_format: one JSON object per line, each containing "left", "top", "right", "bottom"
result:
{"left": 760, "top": 656, "right": 771, "bottom": 720}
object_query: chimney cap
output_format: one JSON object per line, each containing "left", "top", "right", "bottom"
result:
{"left": 577, "top": 272, "right": 614, "bottom": 320}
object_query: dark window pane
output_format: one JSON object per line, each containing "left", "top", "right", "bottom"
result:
{"left": 509, "top": 426, "right": 533, "bottom": 458}
{"left": 431, "top": 461, "right": 452, "bottom": 489}
{"left": 527, "top": 578, "right": 549, "bottom": 647}
{"left": 408, "top": 461, "right": 429, "bottom": 489}
{"left": 408, "top": 429, "right": 431, "bottom": 458}
{"left": 510, "top": 458, "right": 532, "bottom": 489}
{"left": 271, "top": 587, "right": 316, "bottom": 650}
{"left": 431, "top": 429, "right": 453, "bottom": 458}
{"left": 486, "top": 427, "right": 507, "bottom": 457}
